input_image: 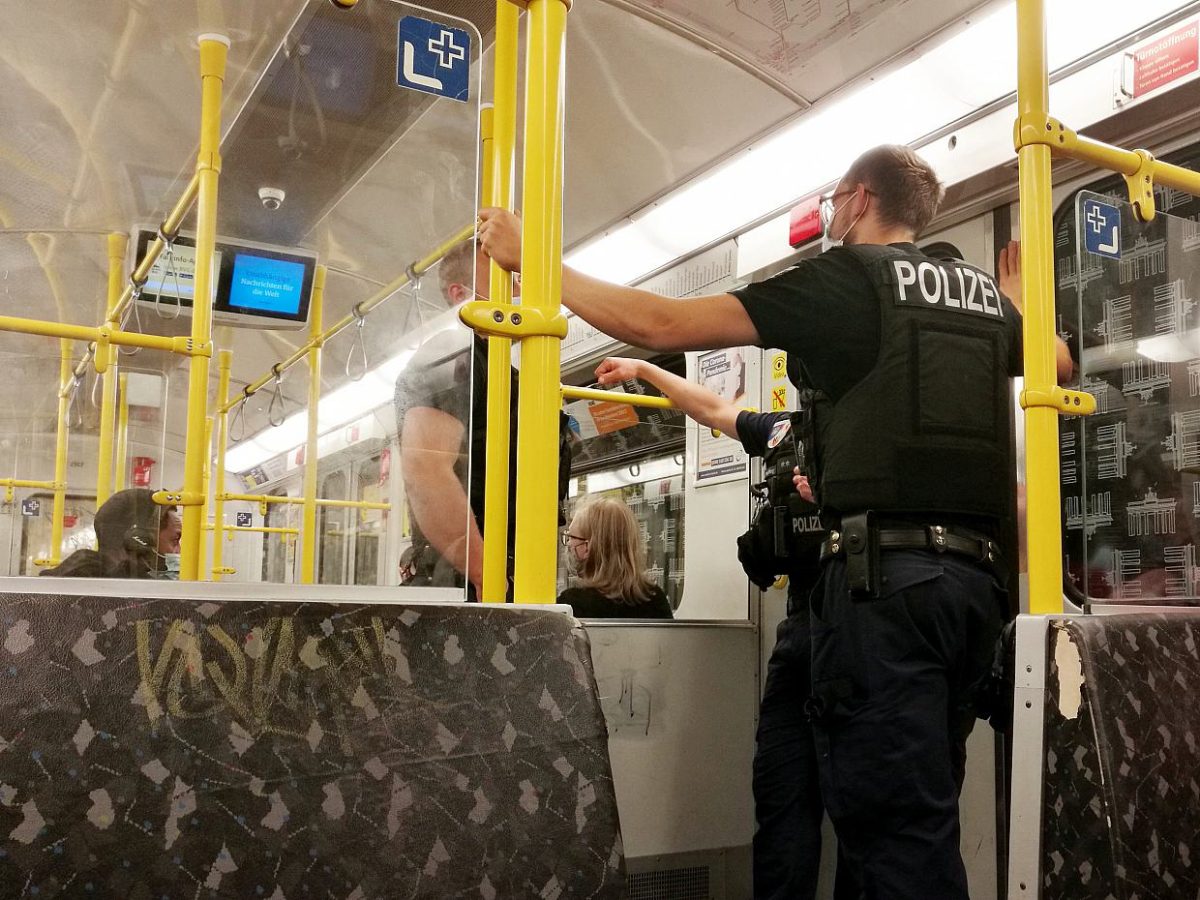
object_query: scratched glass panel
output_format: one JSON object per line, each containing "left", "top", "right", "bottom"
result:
{"left": 1073, "top": 189, "right": 1200, "bottom": 604}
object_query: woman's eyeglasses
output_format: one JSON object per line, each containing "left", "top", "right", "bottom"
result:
{"left": 560, "top": 532, "right": 588, "bottom": 547}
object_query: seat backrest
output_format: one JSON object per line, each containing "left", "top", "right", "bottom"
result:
{"left": 1040, "top": 613, "right": 1200, "bottom": 899}
{"left": 0, "top": 594, "right": 624, "bottom": 898}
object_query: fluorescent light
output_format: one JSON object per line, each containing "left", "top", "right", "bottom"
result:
{"left": 222, "top": 308, "right": 466, "bottom": 473}
{"left": 566, "top": 0, "right": 1193, "bottom": 285}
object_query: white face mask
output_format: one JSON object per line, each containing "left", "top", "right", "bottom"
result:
{"left": 153, "top": 552, "right": 181, "bottom": 580}
{"left": 819, "top": 191, "right": 866, "bottom": 253}
{"left": 567, "top": 552, "right": 585, "bottom": 577}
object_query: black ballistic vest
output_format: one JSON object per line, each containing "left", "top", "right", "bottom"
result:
{"left": 805, "top": 245, "right": 1015, "bottom": 522}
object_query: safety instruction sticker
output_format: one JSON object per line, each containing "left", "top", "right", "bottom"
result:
{"left": 236, "top": 512, "right": 253, "bottom": 528}
{"left": 1083, "top": 198, "right": 1122, "bottom": 260}
{"left": 396, "top": 16, "right": 471, "bottom": 102}
{"left": 20, "top": 498, "right": 39, "bottom": 517}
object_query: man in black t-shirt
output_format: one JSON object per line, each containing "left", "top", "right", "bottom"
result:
{"left": 593, "top": 357, "right": 853, "bottom": 900}
{"left": 480, "top": 145, "right": 1073, "bottom": 897}
{"left": 394, "top": 241, "right": 518, "bottom": 598}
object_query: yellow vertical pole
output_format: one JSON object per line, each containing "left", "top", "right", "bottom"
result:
{"left": 201, "top": 416, "right": 212, "bottom": 576}
{"left": 115, "top": 373, "right": 129, "bottom": 492}
{"left": 212, "top": 350, "right": 231, "bottom": 580}
{"left": 96, "top": 232, "right": 127, "bottom": 506}
{"left": 180, "top": 33, "right": 228, "bottom": 582}
{"left": 513, "top": 0, "right": 569, "bottom": 602}
{"left": 300, "top": 266, "right": 326, "bottom": 584}
{"left": 49, "top": 341, "right": 72, "bottom": 567}
{"left": 1016, "top": 0, "right": 1063, "bottom": 615}
{"left": 479, "top": 0, "right": 519, "bottom": 603}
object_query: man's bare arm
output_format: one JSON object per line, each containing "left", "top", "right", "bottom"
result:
{"left": 595, "top": 357, "right": 741, "bottom": 435}
{"left": 998, "top": 240, "right": 1075, "bottom": 382}
{"left": 478, "top": 208, "right": 761, "bottom": 352}
{"left": 400, "top": 407, "right": 483, "bottom": 595}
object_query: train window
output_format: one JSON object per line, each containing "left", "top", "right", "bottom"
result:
{"left": 1054, "top": 155, "right": 1200, "bottom": 605}
{"left": 564, "top": 354, "right": 689, "bottom": 476}
{"left": 561, "top": 454, "right": 687, "bottom": 611}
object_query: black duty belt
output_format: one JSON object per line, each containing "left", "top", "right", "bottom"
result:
{"left": 818, "top": 513, "right": 1000, "bottom": 596}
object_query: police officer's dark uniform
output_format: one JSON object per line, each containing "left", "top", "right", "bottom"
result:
{"left": 734, "top": 410, "right": 857, "bottom": 900}
{"left": 732, "top": 243, "right": 1019, "bottom": 898}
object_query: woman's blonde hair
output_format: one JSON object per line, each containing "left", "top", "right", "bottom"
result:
{"left": 571, "top": 496, "right": 657, "bottom": 604}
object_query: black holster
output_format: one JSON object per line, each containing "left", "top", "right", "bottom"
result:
{"left": 841, "top": 512, "right": 881, "bottom": 598}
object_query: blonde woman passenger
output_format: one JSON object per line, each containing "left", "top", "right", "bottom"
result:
{"left": 558, "top": 497, "right": 674, "bottom": 619}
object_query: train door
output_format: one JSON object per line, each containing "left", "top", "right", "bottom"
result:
{"left": 262, "top": 490, "right": 295, "bottom": 584}
{"left": 318, "top": 470, "right": 350, "bottom": 585}
{"left": 316, "top": 450, "right": 387, "bottom": 586}
{"left": 352, "top": 454, "right": 385, "bottom": 586}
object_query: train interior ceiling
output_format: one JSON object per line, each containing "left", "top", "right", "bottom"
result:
{"left": 6, "top": 1, "right": 1200, "bottom": 897}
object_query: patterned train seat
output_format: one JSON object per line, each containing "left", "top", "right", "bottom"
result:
{"left": 1040, "top": 613, "right": 1200, "bottom": 899}
{"left": 0, "top": 595, "right": 624, "bottom": 899}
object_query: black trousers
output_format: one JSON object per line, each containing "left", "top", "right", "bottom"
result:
{"left": 753, "top": 607, "right": 858, "bottom": 900}
{"left": 808, "top": 550, "right": 1007, "bottom": 900}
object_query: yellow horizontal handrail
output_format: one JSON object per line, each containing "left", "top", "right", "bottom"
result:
{"left": 0, "top": 478, "right": 60, "bottom": 490}
{"left": 203, "top": 523, "right": 299, "bottom": 535}
{"left": 561, "top": 384, "right": 676, "bottom": 410}
{"left": 71, "top": 173, "right": 201, "bottom": 381}
{"left": 217, "top": 492, "right": 390, "bottom": 511}
{"left": 0, "top": 315, "right": 198, "bottom": 390}
{"left": 221, "top": 222, "right": 476, "bottom": 414}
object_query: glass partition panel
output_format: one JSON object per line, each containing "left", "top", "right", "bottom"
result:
{"left": 211, "top": 1, "right": 483, "bottom": 593}
{"left": 1071, "top": 189, "right": 1200, "bottom": 604}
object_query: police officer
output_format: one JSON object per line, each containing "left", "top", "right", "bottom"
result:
{"left": 479, "top": 144, "right": 1072, "bottom": 897}
{"left": 592, "top": 356, "right": 853, "bottom": 900}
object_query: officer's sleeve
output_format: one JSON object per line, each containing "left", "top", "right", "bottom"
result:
{"left": 730, "top": 265, "right": 814, "bottom": 352}
{"left": 734, "top": 410, "right": 788, "bottom": 458}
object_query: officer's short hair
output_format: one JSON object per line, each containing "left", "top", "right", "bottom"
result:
{"left": 843, "top": 145, "right": 945, "bottom": 236}
{"left": 438, "top": 239, "right": 477, "bottom": 299}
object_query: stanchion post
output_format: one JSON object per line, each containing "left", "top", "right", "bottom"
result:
{"left": 48, "top": 341, "right": 72, "bottom": 567}
{"left": 1015, "top": 0, "right": 1062, "bottom": 616}
{"left": 300, "top": 266, "right": 326, "bottom": 585}
{"left": 179, "top": 33, "right": 228, "bottom": 581}
{"left": 96, "top": 232, "right": 127, "bottom": 506}
{"left": 479, "top": 0, "right": 521, "bottom": 603}
{"left": 512, "top": 0, "right": 570, "bottom": 602}
{"left": 115, "top": 373, "right": 129, "bottom": 492}
{"left": 212, "top": 350, "right": 231, "bottom": 580}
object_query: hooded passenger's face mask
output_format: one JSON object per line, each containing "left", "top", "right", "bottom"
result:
{"left": 152, "top": 552, "right": 181, "bottom": 580}
{"left": 819, "top": 188, "right": 866, "bottom": 253}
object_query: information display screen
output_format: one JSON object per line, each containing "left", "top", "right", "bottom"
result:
{"left": 132, "top": 229, "right": 315, "bottom": 328}
{"left": 227, "top": 253, "right": 307, "bottom": 316}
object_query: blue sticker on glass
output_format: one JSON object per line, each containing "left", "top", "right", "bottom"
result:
{"left": 1083, "top": 198, "right": 1121, "bottom": 259}
{"left": 236, "top": 511, "right": 253, "bottom": 528}
{"left": 396, "top": 16, "right": 470, "bottom": 103}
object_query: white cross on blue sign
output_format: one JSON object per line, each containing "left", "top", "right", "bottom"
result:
{"left": 1083, "top": 198, "right": 1121, "bottom": 259}
{"left": 396, "top": 16, "right": 470, "bottom": 103}
{"left": 236, "top": 511, "right": 253, "bottom": 528}
{"left": 20, "top": 498, "right": 39, "bottom": 517}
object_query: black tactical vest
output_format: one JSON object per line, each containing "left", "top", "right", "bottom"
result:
{"left": 804, "top": 245, "right": 1016, "bottom": 522}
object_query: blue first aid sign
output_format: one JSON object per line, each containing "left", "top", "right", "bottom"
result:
{"left": 20, "top": 498, "right": 39, "bottom": 517}
{"left": 1083, "top": 198, "right": 1122, "bottom": 259}
{"left": 236, "top": 511, "right": 253, "bottom": 528}
{"left": 396, "top": 16, "right": 470, "bottom": 103}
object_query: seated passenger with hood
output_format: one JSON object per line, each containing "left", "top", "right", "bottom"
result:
{"left": 41, "top": 488, "right": 181, "bottom": 579}
{"left": 558, "top": 496, "right": 674, "bottom": 619}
